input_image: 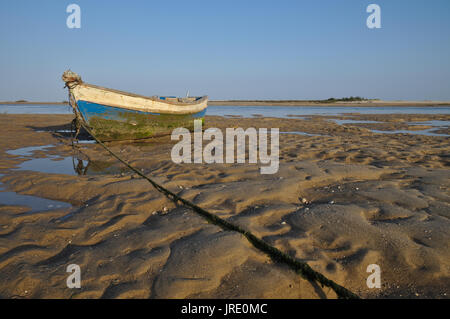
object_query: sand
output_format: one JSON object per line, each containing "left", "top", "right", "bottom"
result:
{"left": 0, "top": 113, "right": 449, "bottom": 299}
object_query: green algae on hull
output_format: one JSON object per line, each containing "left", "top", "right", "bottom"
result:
{"left": 87, "top": 113, "right": 204, "bottom": 141}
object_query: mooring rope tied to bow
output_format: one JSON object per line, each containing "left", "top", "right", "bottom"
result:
{"left": 68, "top": 94, "right": 359, "bottom": 299}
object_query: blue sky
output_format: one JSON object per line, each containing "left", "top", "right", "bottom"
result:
{"left": 1, "top": 0, "right": 450, "bottom": 101}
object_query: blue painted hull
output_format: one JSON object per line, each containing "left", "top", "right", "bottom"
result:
{"left": 75, "top": 100, "right": 206, "bottom": 141}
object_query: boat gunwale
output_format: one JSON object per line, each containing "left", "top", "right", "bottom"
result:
{"left": 81, "top": 83, "right": 208, "bottom": 106}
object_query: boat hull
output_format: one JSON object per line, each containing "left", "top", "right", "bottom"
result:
{"left": 76, "top": 100, "right": 206, "bottom": 141}
{"left": 72, "top": 83, "right": 208, "bottom": 114}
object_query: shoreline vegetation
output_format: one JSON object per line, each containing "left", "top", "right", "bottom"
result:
{"left": 1, "top": 97, "right": 450, "bottom": 107}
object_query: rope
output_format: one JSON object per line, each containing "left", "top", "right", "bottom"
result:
{"left": 70, "top": 101, "right": 360, "bottom": 299}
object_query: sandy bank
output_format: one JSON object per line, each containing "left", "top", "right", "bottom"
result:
{"left": 0, "top": 113, "right": 448, "bottom": 298}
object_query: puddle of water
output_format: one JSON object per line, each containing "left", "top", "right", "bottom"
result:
{"left": 409, "top": 120, "right": 450, "bottom": 127}
{"left": 7, "top": 145, "right": 79, "bottom": 175}
{"left": 2, "top": 143, "right": 120, "bottom": 213}
{"left": 7, "top": 144, "right": 119, "bottom": 176}
{"left": 286, "top": 115, "right": 308, "bottom": 120}
{"left": 55, "top": 130, "right": 74, "bottom": 133}
{"left": 6, "top": 145, "right": 54, "bottom": 157}
{"left": 76, "top": 139, "right": 96, "bottom": 144}
{"left": 18, "top": 157, "right": 78, "bottom": 175}
{"left": 331, "top": 119, "right": 381, "bottom": 125}
{"left": 13, "top": 155, "right": 124, "bottom": 176}
{"left": 0, "top": 191, "right": 71, "bottom": 213}
{"left": 371, "top": 129, "right": 449, "bottom": 137}
{"left": 0, "top": 173, "right": 71, "bottom": 213}
{"left": 280, "top": 131, "right": 323, "bottom": 136}
{"left": 329, "top": 119, "right": 449, "bottom": 137}
{"left": 73, "top": 158, "right": 127, "bottom": 176}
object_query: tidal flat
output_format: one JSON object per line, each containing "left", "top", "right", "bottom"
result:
{"left": 0, "top": 112, "right": 448, "bottom": 298}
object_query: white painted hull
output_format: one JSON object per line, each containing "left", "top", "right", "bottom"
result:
{"left": 72, "top": 83, "right": 208, "bottom": 115}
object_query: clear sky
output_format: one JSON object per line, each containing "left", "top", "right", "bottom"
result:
{"left": 1, "top": 0, "right": 450, "bottom": 101}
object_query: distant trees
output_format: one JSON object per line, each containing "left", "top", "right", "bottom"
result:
{"left": 325, "top": 97, "right": 368, "bottom": 103}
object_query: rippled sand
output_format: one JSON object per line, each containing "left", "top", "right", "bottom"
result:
{"left": 0, "top": 113, "right": 449, "bottom": 298}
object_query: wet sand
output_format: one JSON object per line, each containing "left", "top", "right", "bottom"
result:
{"left": 0, "top": 113, "right": 449, "bottom": 298}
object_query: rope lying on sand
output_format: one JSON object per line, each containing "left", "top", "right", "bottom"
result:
{"left": 74, "top": 118, "right": 360, "bottom": 299}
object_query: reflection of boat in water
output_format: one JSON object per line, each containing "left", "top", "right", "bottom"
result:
{"left": 71, "top": 155, "right": 127, "bottom": 176}
{"left": 73, "top": 157, "right": 88, "bottom": 175}
{"left": 62, "top": 70, "right": 208, "bottom": 142}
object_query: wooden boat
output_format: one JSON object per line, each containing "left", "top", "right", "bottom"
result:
{"left": 62, "top": 70, "right": 208, "bottom": 141}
